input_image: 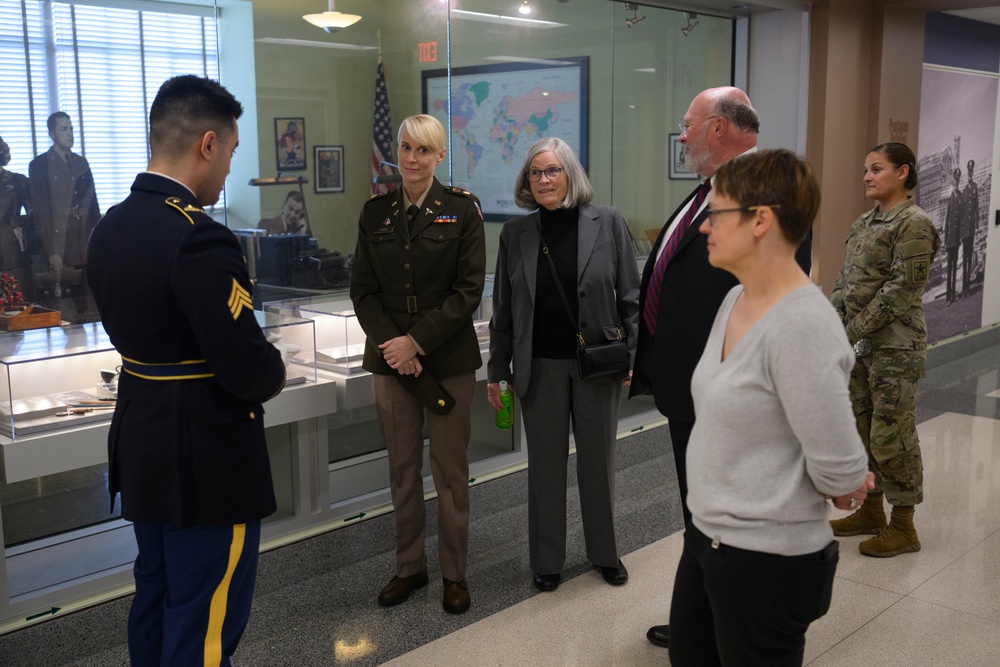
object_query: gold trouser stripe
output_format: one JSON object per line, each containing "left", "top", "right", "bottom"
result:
{"left": 203, "top": 523, "right": 246, "bottom": 667}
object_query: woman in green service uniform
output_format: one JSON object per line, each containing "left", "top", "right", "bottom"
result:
{"left": 829, "top": 142, "right": 941, "bottom": 557}
{"left": 350, "top": 114, "right": 485, "bottom": 614}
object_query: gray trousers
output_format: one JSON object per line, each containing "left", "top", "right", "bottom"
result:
{"left": 520, "top": 357, "right": 621, "bottom": 574}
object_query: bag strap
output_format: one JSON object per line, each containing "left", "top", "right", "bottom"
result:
{"left": 536, "top": 216, "right": 620, "bottom": 347}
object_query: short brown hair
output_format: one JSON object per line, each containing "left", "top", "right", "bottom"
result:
{"left": 713, "top": 148, "right": 819, "bottom": 246}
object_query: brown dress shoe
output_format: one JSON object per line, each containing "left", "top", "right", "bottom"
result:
{"left": 377, "top": 571, "right": 429, "bottom": 606}
{"left": 442, "top": 578, "right": 470, "bottom": 614}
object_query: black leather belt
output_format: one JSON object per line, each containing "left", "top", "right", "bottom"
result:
{"left": 121, "top": 357, "right": 214, "bottom": 380}
{"left": 380, "top": 292, "right": 450, "bottom": 313}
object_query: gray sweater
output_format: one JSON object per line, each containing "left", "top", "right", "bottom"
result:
{"left": 687, "top": 284, "right": 868, "bottom": 556}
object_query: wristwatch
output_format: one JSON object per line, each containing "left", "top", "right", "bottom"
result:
{"left": 853, "top": 338, "right": 872, "bottom": 358}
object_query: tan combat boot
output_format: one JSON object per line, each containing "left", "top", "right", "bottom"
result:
{"left": 830, "top": 492, "right": 887, "bottom": 536}
{"left": 859, "top": 505, "right": 921, "bottom": 557}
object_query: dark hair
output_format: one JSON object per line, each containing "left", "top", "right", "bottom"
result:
{"left": 149, "top": 75, "right": 243, "bottom": 158}
{"left": 870, "top": 142, "right": 918, "bottom": 190}
{"left": 715, "top": 97, "right": 759, "bottom": 133}
{"left": 283, "top": 190, "right": 304, "bottom": 205}
{"left": 954, "top": 168, "right": 962, "bottom": 179}
{"left": 968, "top": 159, "right": 975, "bottom": 170}
{"left": 46, "top": 111, "right": 70, "bottom": 133}
{"left": 713, "top": 148, "right": 819, "bottom": 246}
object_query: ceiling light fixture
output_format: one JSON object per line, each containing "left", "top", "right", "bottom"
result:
{"left": 449, "top": 9, "right": 564, "bottom": 29}
{"left": 681, "top": 12, "right": 699, "bottom": 36}
{"left": 303, "top": 1, "right": 362, "bottom": 34}
{"left": 518, "top": 0, "right": 531, "bottom": 15}
{"left": 624, "top": 2, "right": 646, "bottom": 28}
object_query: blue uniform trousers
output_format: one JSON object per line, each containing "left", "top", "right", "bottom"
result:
{"left": 128, "top": 520, "right": 261, "bottom": 666}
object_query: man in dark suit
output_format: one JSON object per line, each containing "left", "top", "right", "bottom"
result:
{"left": 961, "top": 159, "right": 978, "bottom": 298}
{"left": 630, "top": 87, "right": 811, "bottom": 649}
{"left": 257, "top": 189, "right": 311, "bottom": 236}
{"left": 87, "top": 75, "right": 287, "bottom": 665}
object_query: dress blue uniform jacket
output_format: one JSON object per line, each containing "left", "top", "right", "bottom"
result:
{"left": 87, "top": 172, "right": 286, "bottom": 527}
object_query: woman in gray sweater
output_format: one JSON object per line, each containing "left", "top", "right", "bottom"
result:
{"left": 667, "top": 149, "right": 872, "bottom": 667}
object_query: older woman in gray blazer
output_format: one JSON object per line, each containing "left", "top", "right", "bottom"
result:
{"left": 487, "top": 137, "right": 639, "bottom": 592}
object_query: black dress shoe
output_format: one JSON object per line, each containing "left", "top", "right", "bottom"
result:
{"left": 377, "top": 571, "right": 429, "bottom": 606}
{"left": 595, "top": 559, "right": 628, "bottom": 585}
{"left": 533, "top": 572, "right": 561, "bottom": 592}
{"left": 647, "top": 624, "right": 669, "bottom": 648}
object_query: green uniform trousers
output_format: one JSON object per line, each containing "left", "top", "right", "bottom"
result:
{"left": 849, "top": 352, "right": 923, "bottom": 506}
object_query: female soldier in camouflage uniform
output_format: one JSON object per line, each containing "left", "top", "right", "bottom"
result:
{"left": 829, "top": 142, "right": 941, "bottom": 557}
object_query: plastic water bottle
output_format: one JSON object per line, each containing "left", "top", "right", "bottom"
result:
{"left": 495, "top": 380, "right": 513, "bottom": 430}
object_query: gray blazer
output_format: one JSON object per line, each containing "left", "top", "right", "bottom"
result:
{"left": 487, "top": 204, "right": 640, "bottom": 398}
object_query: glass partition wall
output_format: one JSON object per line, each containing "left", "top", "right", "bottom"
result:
{"left": 0, "top": 0, "right": 734, "bottom": 629}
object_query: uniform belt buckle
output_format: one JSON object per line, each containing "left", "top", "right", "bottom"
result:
{"left": 406, "top": 295, "right": 418, "bottom": 313}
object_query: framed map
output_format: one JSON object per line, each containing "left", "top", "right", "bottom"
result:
{"left": 422, "top": 56, "right": 588, "bottom": 221}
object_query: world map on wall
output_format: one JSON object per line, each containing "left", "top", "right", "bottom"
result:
{"left": 423, "top": 58, "right": 587, "bottom": 219}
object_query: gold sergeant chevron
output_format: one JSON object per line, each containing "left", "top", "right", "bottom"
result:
{"left": 228, "top": 278, "right": 253, "bottom": 320}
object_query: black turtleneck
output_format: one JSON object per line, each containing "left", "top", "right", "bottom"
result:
{"left": 533, "top": 206, "right": 579, "bottom": 359}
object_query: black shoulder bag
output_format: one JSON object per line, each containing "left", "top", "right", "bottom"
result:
{"left": 538, "top": 225, "right": 629, "bottom": 381}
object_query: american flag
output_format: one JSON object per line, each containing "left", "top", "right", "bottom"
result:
{"left": 372, "top": 57, "right": 394, "bottom": 194}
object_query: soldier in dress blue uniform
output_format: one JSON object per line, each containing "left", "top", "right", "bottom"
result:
{"left": 87, "top": 75, "right": 286, "bottom": 666}
{"left": 351, "top": 114, "right": 485, "bottom": 615}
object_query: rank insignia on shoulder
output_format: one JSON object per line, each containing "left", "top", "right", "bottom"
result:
{"left": 433, "top": 215, "right": 458, "bottom": 224}
{"left": 474, "top": 201, "right": 483, "bottom": 221}
{"left": 228, "top": 278, "right": 253, "bottom": 320}
{"left": 164, "top": 197, "right": 197, "bottom": 224}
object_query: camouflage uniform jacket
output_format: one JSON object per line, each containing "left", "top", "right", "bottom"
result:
{"left": 830, "top": 197, "right": 941, "bottom": 353}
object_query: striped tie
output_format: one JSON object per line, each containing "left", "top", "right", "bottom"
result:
{"left": 642, "top": 179, "right": 712, "bottom": 336}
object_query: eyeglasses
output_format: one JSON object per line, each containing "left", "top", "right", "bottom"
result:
{"left": 526, "top": 167, "right": 564, "bottom": 182}
{"left": 678, "top": 115, "right": 721, "bottom": 136}
{"left": 704, "top": 204, "right": 780, "bottom": 227}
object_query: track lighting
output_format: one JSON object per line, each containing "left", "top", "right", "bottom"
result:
{"left": 624, "top": 2, "right": 645, "bottom": 28}
{"left": 681, "top": 12, "right": 699, "bottom": 36}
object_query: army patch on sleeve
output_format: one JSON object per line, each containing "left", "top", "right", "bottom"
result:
{"left": 909, "top": 258, "right": 930, "bottom": 285}
{"left": 228, "top": 278, "right": 253, "bottom": 320}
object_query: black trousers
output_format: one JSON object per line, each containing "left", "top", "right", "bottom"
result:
{"left": 669, "top": 526, "right": 839, "bottom": 667}
{"left": 668, "top": 418, "right": 695, "bottom": 527}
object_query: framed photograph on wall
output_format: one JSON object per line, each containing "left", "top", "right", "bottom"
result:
{"left": 275, "top": 117, "right": 306, "bottom": 171}
{"left": 314, "top": 145, "right": 344, "bottom": 193}
{"left": 669, "top": 133, "right": 698, "bottom": 180}
{"left": 422, "top": 56, "right": 588, "bottom": 221}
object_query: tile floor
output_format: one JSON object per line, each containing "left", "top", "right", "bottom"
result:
{"left": 1, "top": 332, "right": 997, "bottom": 666}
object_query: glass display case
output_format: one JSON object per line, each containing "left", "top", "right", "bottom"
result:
{"left": 0, "top": 323, "right": 120, "bottom": 440}
{"left": 262, "top": 296, "right": 365, "bottom": 376}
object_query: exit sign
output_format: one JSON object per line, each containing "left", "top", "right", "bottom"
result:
{"left": 418, "top": 41, "right": 437, "bottom": 63}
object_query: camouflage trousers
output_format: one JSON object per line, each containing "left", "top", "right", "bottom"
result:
{"left": 849, "top": 352, "right": 924, "bottom": 506}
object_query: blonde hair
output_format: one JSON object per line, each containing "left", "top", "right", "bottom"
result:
{"left": 397, "top": 114, "right": 446, "bottom": 153}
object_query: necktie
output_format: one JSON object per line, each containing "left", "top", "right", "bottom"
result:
{"left": 642, "top": 179, "right": 712, "bottom": 336}
{"left": 406, "top": 204, "right": 419, "bottom": 233}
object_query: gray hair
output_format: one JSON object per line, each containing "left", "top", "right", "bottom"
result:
{"left": 513, "top": 137, "right": 593, "bottom": 210}
{"left": 715, "top": 97, "right": 759, "bottom": 133}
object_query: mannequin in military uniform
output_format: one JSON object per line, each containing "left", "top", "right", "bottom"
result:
{"left": 28, "top": 112, "right": 100, "bottom": 317}
{"left": 830, "top": 142, "right": 941, "bottom": 558}
{"left": 87, "top": 75, "right": 286, "bottom": 665}
{"left": 0, "top": 135, "right": 34, "bottom": 300}
{"left": 350, "top": 114, "right": 485, "bottom": 615}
